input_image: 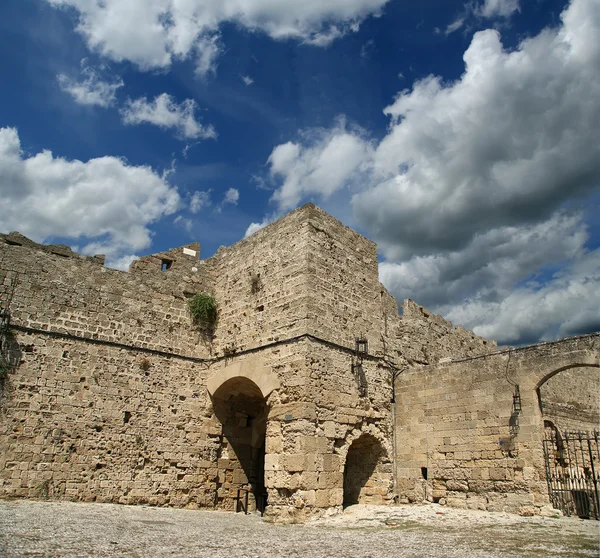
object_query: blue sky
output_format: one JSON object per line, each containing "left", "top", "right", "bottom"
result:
{"left": 1, "top": 0, "right": 599, "bottom": 345}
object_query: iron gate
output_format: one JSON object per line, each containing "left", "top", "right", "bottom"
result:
{"left": 543, "top": 429, "right": 599, "bottom": 520}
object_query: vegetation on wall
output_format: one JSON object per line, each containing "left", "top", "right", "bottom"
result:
{"left": 249, "top": 272, "right": 262, "bottom": 294}
{"left": 139, "top": 358, "right": 151, "bottom": 372}
{"left": 188, "top": 293, "right": 218, "bottom": 335}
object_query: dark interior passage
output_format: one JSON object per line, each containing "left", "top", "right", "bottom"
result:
{"left": 343, "top": 434, "right": 385, "bottom": 507}
{"left": 212, "top": 377, "right": 267, "bottom": 513}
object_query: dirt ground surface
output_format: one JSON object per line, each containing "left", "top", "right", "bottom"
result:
{"left": 0, "top": 500, "right": 598, "bottom": 557}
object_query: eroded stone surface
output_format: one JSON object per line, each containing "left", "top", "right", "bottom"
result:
{"left": 0, "top": 203, "right": 597, "bottom": 522}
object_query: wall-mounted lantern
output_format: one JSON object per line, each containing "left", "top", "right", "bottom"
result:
{"left": 512, "top": 385, "right": 522, "bottom": 414}
{"left": 355, "top": 338, "right": 368, "bottom": 357}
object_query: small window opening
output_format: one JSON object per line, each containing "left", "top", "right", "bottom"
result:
{"left": 123, "top": 411, "right": 131, "bottom": 424}
{"left": 161, "top": 259, "right": 173, "bottom": 271}
{"left": 421, "top": 467, "right": 428, "bottom": 480}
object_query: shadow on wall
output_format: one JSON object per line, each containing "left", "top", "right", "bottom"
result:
{"left": 0, "top": 329, "right": 21, "bottom": 387}
{"left": 343, "top": 433, "right": 385, "bottom": 507}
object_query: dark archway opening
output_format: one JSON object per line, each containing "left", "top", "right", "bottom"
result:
{"left": 538, "top": 366, "right": 600, "bottom": 520}
{"left": 343, "top": 434, "right": 384, "bottom": 507}
{"left": 212, "top": 377, "right": 267, "bottom": 513}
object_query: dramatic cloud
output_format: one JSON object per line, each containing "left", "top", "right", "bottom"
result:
{"left": 0, "top": 127, "right": 180, "bottom": 267}
{"left": 57, "top": 60, "right": 123, "bottom": 107}
{"left": 45, "top": 0, "right": 390, "bottom": 72}
{"left": 355, "top": 0, "right": 600, "bottom": 259}
{"left": 261, "top": 0, "right": 600, "bottom": 344}
{"left": 121, "top": 94, "right": 216, "bottom": 140}
{"left": 380, "top": 213, "right": 599, "bottom": 344}
{"left": 379, "top": 214, "right": 587, "bottom": 310}
{"left": 268, "top": 120, "right": 373, "bottom": 211}
{"left": 444, "top": 249, "right": 600, "bottom": 345}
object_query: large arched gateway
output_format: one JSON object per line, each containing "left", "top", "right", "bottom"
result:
{"left": 537, "top": 365, "right": 600, "bottom": 519}
{"left": 212, "top": 377, "right": 268, "bottom": 513}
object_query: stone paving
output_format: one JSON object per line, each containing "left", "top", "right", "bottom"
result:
{"left": 0, "top": 500, "right": 598, "bottom": 557}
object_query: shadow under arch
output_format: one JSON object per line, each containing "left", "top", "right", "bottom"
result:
{"left": 342, "top": 433, "right": 387, "bottom": 507}
{"left": 211, "top": 376, "right": 268, "bottom": 513}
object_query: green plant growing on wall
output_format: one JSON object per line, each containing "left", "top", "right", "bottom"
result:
{"left": 139, "top": 358, "right": 151, "bottom": 372}
{"left": 188, "top": 293, "right": 218, "bottom": 335}
{"left": 249, "top": 272, "right": 262, "bottom": 294}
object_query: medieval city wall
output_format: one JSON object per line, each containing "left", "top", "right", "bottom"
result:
{"left": 2, "top": 203, "right": 595, "bottom": 520}
{"left": 0, "top": 204, "right": 401, "bottom": 519}
{"left": 0, "top": 207, "right": 319, "bottom": 510}
{"left": 0, "top": 234, "right": 211, "bottom": 358}
{"left": 394, "top": 335, "right": 600, "bottom": 514}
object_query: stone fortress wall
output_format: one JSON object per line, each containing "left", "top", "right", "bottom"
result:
{"left": 0, "top": 204, "right": 597, "bottom": 521}
{"left": 394, "top": 336, "right": 599, "bottom": 514}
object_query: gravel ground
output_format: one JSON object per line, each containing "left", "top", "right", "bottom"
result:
{"left": 0, "top": 500, "right": 598, "bottom": 557}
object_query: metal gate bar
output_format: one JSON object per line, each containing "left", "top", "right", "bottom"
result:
{"left": 543, "top": 429, "right": 599, "bottom": 520}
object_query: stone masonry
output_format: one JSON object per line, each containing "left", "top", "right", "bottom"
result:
{"left": 0, "top": 204, "right": 597, "bottom": 521}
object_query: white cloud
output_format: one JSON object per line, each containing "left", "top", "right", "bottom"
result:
{"left": 260, "top": 0, "right": 600, "bottom": 345}
{"left": 245, "top": 216, "right": 274, "bottom": 238}
{"left": 438, "top": 0, "right": 520, "bottom": 36}
{"left": 121, "top": 93, "right": 216, "bottom": 140}
{"left": 443, "top": 17, "right": 466, "bottom": 35}
{"left": 57, "top": 60, "right": 123, "bottom": 107}
{"left": 189, "top": 190, "right": 211, "bottom": 213}
{"left": 45, "top": 0, "right": 390, "bottom": 72}
{"left": 223, "top": 188, "right": 239, "bottom": 205}
{"left": 174, "top": 215, "right": 193, "bottom": 234}
{"left": 479, "top": 0, "right": 520, "bottom": 18}
{"left": 108, "top": 254, "right": 138, "bottom": 271}
{"left": 195, "top": 34, "right": 222, "bottom": 77}
{"left": 241, "top": 75, "right": 254, "bottom": 86}
{"left": 0, "top": 127, "right": 180, "bottom": 268}
{"left": 268, "top": 119, "right": 374, "bottom": 211}
{"left": 443, "top": 248, "right": 600, "bottom": 345}
{"left": 356, "top": 0, "right": 600, "bottom": 259}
